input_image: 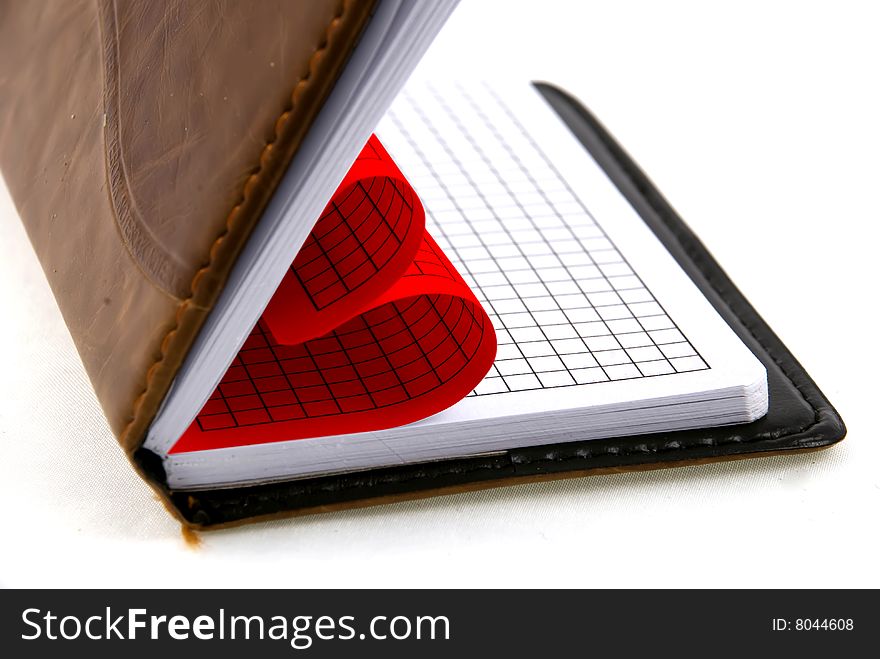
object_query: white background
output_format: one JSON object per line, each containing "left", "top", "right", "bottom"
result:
{"left": 0, "top": 0, "right": 877, "bottom": 588}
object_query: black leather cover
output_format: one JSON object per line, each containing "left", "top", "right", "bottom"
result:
{"left": 160, "top": 82, "right": 846, "bottom": 528}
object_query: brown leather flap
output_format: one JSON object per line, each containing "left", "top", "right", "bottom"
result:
{"left": 0, "top": 0, "right": 375, "bottom": 453}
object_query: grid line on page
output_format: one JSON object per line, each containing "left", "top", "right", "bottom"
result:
{"left": 379, "top": 85, "right": 708, "bottom": 396}
{"left": 462, "top": 84, "right": 705, "bottom": 373}
{"left": 196, "top": 239, "right": 491, "bottom": 432}
{"left": 290, "top": 176, "right": 416, "bottom": 311}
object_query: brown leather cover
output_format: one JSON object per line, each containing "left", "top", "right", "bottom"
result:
{"left": 0, "top": 0, "right": 375, "bottom": 464}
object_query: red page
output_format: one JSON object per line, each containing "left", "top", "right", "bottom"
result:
{"left": 172, "top": 136, "right": 497, "bottom": 453}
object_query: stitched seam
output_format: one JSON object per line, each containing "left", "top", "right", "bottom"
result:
{"left": 121, "top": 1, "right": 351, "bottom": 447}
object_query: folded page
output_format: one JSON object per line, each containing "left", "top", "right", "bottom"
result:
{"left": 174, "top": 137, "right": 497, "bottom": 451}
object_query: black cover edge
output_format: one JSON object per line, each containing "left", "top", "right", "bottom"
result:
{"left": 165, "top": 83, "right": 845, "bottom": 527}
{"left": 532, "top": 81, "right": 845, "bottom": 446}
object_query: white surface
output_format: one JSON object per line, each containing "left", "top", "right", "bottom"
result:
{"left": 0, "top": 0, "right": 877, "bottom": 588}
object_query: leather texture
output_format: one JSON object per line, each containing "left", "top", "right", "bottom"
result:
{"left": 0, "top": 0, "right": 376, "bottom": 458}
{"left": 158, "top": 82, "right": 846, "bottom": 528}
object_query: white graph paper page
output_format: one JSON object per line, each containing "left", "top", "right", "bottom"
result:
{"left": 375, "top": 82, "right": 766, "bottom": 424}
{"left": 161, "top": 82, "right": 768, "bottom": 488}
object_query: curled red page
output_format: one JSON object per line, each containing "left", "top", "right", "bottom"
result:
{"left": 172, "top": 136, "right": 497, "bottom": 453}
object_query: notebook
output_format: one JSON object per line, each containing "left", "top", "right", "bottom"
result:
{"left": 0, "top": 0, "right": 844, "bottom": 527}
{"left": 147, "top": 82, "right": 768, "bottom": 490}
